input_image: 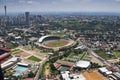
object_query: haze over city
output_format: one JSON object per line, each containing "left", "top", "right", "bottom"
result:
{"left": 0, "top": 0, "right": 120, "bottom": 13}
{"left": 1, "top": 0, "right": 120, "bottom": 80}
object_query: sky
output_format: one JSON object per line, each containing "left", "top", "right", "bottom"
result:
{"left": 0, "top": 0, "right": 120, "bottom": 13}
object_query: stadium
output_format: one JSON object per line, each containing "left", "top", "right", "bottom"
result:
{"left": 38, "top": 35, "right": 74, "bottom": 50}
{"left": 0, "top": 48, "right": 12, "bottom": 63}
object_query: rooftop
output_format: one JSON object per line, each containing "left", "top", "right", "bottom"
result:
{"left": 61, "top": 71, "right": 86, "bottom": 80}
{"left": 75, "top": 60, "right": 91, "bottom": 68}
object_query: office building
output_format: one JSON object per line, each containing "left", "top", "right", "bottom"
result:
{"left": 25, "top": 12, "right": 30, "bottom": 27}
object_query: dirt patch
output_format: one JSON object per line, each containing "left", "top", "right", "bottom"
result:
{"left": 44, "top": 63, "right": 51, "bottom": 77}
{"left": 82, "top": 70, "right": 104, "bottom": 80}
{"left": 15, "top": 52, "right": 31, "bottom": 58}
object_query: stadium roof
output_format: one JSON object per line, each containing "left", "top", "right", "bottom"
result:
{"left": 38, "top": 35, "right": 51, "bottom": 43}
{"left": 75, "top": 60, "right": 90, "bottom": 68}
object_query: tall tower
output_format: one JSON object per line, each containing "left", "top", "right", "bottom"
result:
{"left": 4, "top": 5, "right": 7, "bottom": 27}
{"left": 4, "top": 5, "right": 7, "bottom": 16}
{"left": 25, "top": 12, "right": 30, "bottom": 27}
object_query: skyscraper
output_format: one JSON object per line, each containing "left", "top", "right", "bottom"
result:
{"left": 4, "top": 5, "right": 7, "bottom": 16}
{"left": 4, "top": 5, "right": 7, "bottom": 27}
{"left": 25, "top": 12, "right": 30, "bottom": 27}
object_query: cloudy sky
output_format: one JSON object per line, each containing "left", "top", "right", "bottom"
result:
{"left": 0, "top": 0, "right": 120, "bottom": 13}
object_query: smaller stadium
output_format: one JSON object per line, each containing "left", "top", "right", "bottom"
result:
{"left": 39, "top": 35, "right": 74, "bottom": 49}
{"left": 0, "top": 48, "right": 12, "bottom": 63}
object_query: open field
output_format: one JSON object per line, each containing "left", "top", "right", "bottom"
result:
{"left": 7, "top": 44, "right": 18, "bottom": 49}
{"left": 15, "top": 52, "right": 30, "bottom": 58}
{"left": 28, "top": 56, "right": 41, "bottom": 62}
{"left": 95, "top": 50, "right": 116, "bottom": 60}
{"left": 12, "top": 49, "right": 23, "bottom": 55}
{"left": 44, "top": 40, "right": 69, "bottom": 47}
{"left": 83, "top": 70, "right": 105, "bottom": 80}
{"left": 113, "top": 51, "right": 120, "bottom": 58}
{"left": 62, "top": 51, "right": 91, "bottom": 62}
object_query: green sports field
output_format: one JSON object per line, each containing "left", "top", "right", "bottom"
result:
{"left": 44, "top": 40, "right": 68, "bottom": 47}
{"left": 28, "top": 56, "right": 41, "bottom": 62}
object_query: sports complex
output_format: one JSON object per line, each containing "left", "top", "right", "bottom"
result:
{"left": 39, "top": 35, "right": 75, "bottom": 50}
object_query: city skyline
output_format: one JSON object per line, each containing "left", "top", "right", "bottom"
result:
{"left": 0, "top": 0, "right": 120, "bottom": 13}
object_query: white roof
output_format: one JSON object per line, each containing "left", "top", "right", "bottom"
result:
{"left": 98, "top": 67, "right": 108, "bottom": 73}
{"left": 61, "top": 71, "right": 86, "bottom": 80}
{"left": 17, "top": 62, "right": 28, "bottom": 67}
{"left": 75, "top": 45, "right": 86, "bottom": 49}
{"left": 75, "top": 60, "right": 90, "bottom": 68}
{"left": 70, "top": 74, "right": 86, "bottom": 80}
{"left": 38, "top": 35, "right": 51, "bottom": 42}
{"left": 48, "top": 53, "right": 54, "bottom": 55}
{"left": 61, "top": 71, "right": 70, "bottom": 80}
{"left": 105, "top": 71, "right": 112, "bottom": 75}
{"left": 15, "top": 36, "right": 21, "bottom": 39}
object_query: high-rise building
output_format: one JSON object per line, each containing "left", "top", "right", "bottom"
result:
{"left": 4, "top": 5, "right": 7, "bottom": 16}
{"left": 4, "top": 5, "right": 7, "bottom": 27}
{"left": 25, "top": 12, "right": 30, "bottom": 27}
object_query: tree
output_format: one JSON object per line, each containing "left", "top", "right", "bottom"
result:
{"left": 90, "top": 62, "right": 101, "bottom": 69}
{"left": 28, "top": 71, "right": 35, "bottom": 78}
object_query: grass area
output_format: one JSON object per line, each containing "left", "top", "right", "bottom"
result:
{"left": 12, "top": 49, "right": 23, "bottom": 55}
{"left": 45, "top": 40, "right": 68, "bottom": 47}
{"left": 7, "top": 44, "right": 18, "bottom": 49}
{"left": 63, "top": 51, "right": 89, "bottom": 62}
{"left": 66, "top": 52, "right": 74, "bottom": 58}
{"left": 80, "top": 52, "right": 87, "bottom": 59}
{"left": 52, "top": 41, "right": 63, "bottom": 47}
{"left": 95, "top": 50, "right": 116, "bottom": 60}
{"left": 113, "top": 51, "right": 120, "bottom": 58}
{"left": 28, "top": 56, "right": 41, "bottom": 62}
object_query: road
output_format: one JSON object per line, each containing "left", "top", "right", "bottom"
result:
{"left": 80, "top": 40, "right": 111, "bottom": 66}
{"left": 87, "top": 48, "right": 111, "bottom": 66}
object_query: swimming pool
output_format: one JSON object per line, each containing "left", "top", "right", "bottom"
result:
{"left": 13, "top": 72, "right": 21, "bottom": 76}
{"left": 13, "top": 65, "right": 28, "bottom": 76}
{"left": 15, "top": 65, "right": 27, "bottom": 72}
